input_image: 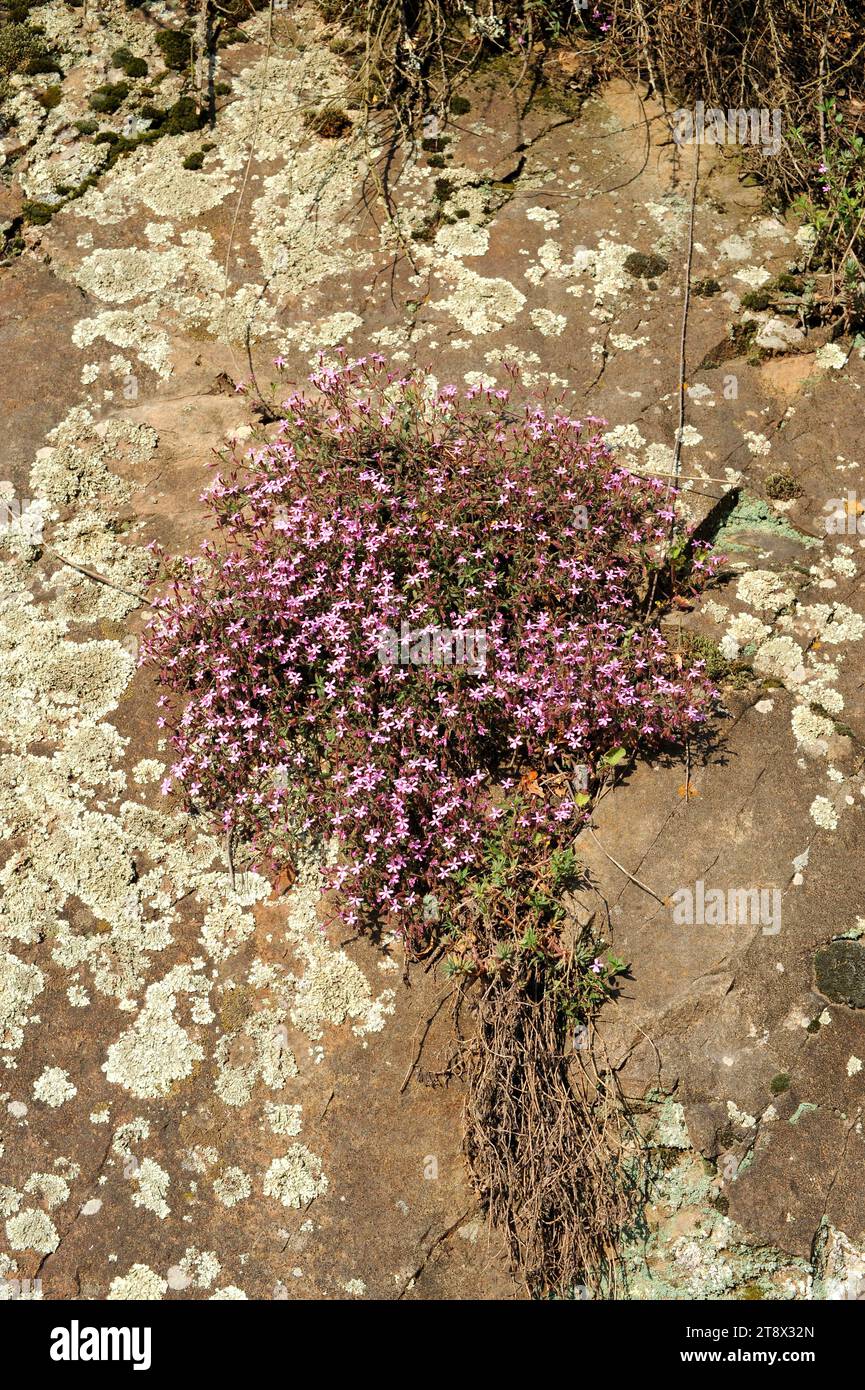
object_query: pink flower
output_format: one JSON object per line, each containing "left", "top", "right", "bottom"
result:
{"left": 143, "top": 354, "right": 717, "bottom": 931}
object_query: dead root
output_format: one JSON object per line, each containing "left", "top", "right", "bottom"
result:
{"left": 461, "top": 964, "right": 630, "bottom": 1299}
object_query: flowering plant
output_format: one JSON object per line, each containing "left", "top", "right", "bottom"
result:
{"left": 144, "top": 354, "right": 719, "bottom": 939}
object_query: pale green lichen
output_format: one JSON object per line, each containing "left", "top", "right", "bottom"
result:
{"left": 213, "top": 1167, "right": 251, "bottom": 1208}
{"left": 33, "top": 1067, "right": 76, "bottom": 1107}
{"left": 263, "top": 1145, "right": 328, "bottom": 1208}
{"left": 621, "top": 1098, "right": 812, "bottom": 1299}
{"left": 103, "top": 968, "right": 207, "bottom": 1099}
{"left": 5, "top": 1208, "right": 59, "bottom": 1254}
{"left": 107, "top": 1263, "right": 167, "bottom": 1300}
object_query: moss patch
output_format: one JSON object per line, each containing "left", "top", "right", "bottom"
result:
{"left": 624, "top": 251, "right": 669, "bottom": 279}
{"left": 111, "top": 47, "right": 148, "bottom": 78}
{"left": 22, "top": 199, "right": 55, "bottom": 225}
{"left": 741, "top": 288, "right": 773, "bottom": 311}
{"left": 0, "top": 20, "right": 52, "bottom": 76}
{"left": 89, "top": 82, "right": 130, "bottom": 114}
{"left": 675, "top": 631, "right": 752, "bottom": 687}
{"left": 302, "top": 107, "right": 353, "bottom": 138}
{"left": 36, "top": 83, "right": 62, "bottom": 110}
{"left": 764, "top": 469, "right": 804, "bottom": 501}
{"left": 155, "top": 29, "right": 192, "bottom": 71}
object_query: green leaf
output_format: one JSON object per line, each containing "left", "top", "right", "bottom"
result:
{"left": 601, "top": 746, "right": 627, "bottom": 767}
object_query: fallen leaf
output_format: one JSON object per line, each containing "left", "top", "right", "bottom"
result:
{"left": 270, "top": 863, "right": 297, "bottom": 898}
{"left": 519, "top": 769, "right": 545, "bottom": 798}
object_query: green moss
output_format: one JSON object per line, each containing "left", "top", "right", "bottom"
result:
{"left": 699, "top": 320, "right": 760, "bottom": 369}
{"left": 624, "top": 251, "right": 669, "bottom": 279}
{"left": 676, "top": 632, "right": 752, "bottom": 688}
{"left": 741, "top": 288, "right": 773, "bottom": 311}
{"left": 653, "top": 1145, "right": 689, "bottom": 1170}
{"left": 155, "top": 28, "right": 192, "bottom": 70}
{"left": 770, "top": 1073, "right": 791, "bottom": 1095}
{"left": 302, "top": 107, "right": 353, "bottom": 138}
{"left": 329, "top": 35, "right": 360, "bottom": 56}
{"left": 7, "top": 0, "right": 41, "bottom": 18}
{"left": 101, "top": 129, "right": 160, "bottom": 166}
{"left": 89, "top": 82, "right": 129, "bottom": 114}
{"left": 411, "top": 212, "right": 441, "bottom": 244}
{"left": 22, "top": 199, "right": 55, "bottom": 225}
{"left": 773, "top": 272, "right": 804, "bottom": 294}
{"left": 730, "top": 319, "right": 758, "bottom": 353}
{"left": 693, "top": 277, "right": 721, "bottom": 296}
{"left": 677, "top": 633, "right": 730, "bottom": 681}
{"left": 0, "top": 19, "right": 49, "bottom": 76}
{"left": 36, "top": 83, "right": 62, "bottom": 110}
{"left": 833, "top": 720, "right": 856, "bottom": 739}
{"left": 218, "top": 0, "right": 269, "bottom": 17}
{"left": 182, "top": 150, "right": 204, "bottom": 170}
{"left": 24, "top": 52, "right": 60, "bottom": 75}
{"left": 111, "top": 47, "right": 148, "bottom": 78}
{"left": 449, "top": 94, "right": 471, "bottom": 115}
{"left": 2, "top": 233, "right": 25, "bottom": 259}
{"left": 74, "top": 118, "right": 98, "bottom": 134}
{"left": 764, "top": 469, "right": 803, "bottom": 501}
{"left": 162, "top": 96, "right": 200, "bottom": 134}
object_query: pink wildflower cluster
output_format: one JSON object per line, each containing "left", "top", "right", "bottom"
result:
{"left": 143, "top": 355, "right": 719, "bottom": 931}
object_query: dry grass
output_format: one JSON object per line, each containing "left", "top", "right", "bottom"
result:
{"left": 319, "top": 1, "right": 865, "bottom": 323}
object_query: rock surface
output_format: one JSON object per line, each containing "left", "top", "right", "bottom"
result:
{"left": 2, "top": 0, "right": 864, "bottom": 1300}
